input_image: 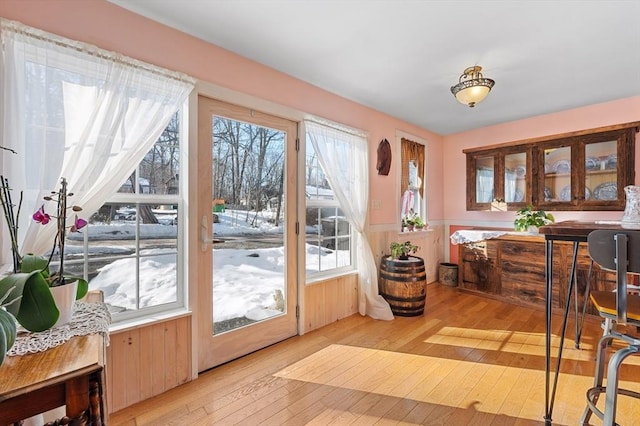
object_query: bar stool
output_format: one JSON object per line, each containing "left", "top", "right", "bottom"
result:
{"left": 580, "top": 229, "right": 640, "bottom": 426}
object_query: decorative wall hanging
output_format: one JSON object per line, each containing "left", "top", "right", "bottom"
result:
{"left": 376, "top": 138, "right": 392, "bottom": 175}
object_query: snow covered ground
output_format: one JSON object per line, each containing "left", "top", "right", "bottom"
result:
{"left": 86, "top": 208, "right": 349, "bottom": 322}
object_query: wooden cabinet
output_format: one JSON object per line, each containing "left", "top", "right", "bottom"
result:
{"left": 500, "top": 239, "right": 549, "bottom": 306}
{"left": 466, "top": 147, "right": 530, "bottom": 210}
{"left": 464, "top": 121, "right": 638, "bottom": 211}
{"left": 459, "top": 240, "right": 501, "bottom": 294}
{"left": 458, "top": 234, "right": 617, "bottom": 316}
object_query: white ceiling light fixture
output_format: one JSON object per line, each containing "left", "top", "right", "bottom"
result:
{"left": 450, "top": 66, "right": 495, "bottom": 107}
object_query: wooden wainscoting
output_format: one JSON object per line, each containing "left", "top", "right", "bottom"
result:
{"left": 369, "top": 225, "right": 445, "bottom": 284}
{"left": 106, "top": 315, "right": 192, "bottom": 413}
{"left": 303, "top": 273, "right": 358, "bottom": 334}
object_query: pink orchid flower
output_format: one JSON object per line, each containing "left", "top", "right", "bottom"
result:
{"left": 70, "top": 215, "right": 88, "bottom": 232}
{"left": 33, "top": 205, "right": 51, "bottom": 225}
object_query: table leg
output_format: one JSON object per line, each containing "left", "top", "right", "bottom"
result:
{"left": 575, "top": 260, "right": 594, "bottom": 349}
{"left": 88, "top": 371, "right": 105, "bottom": 426}
{"left": 545, "top": 240, "right": 580, "bottom": 424}
{"left": 545, "top": 239, "right": 553, "bottom": 425}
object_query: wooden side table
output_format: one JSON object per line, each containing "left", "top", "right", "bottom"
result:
{"left": 0, "top": 296, "right": 108, "bottom": 425}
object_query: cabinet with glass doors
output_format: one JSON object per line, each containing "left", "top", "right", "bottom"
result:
{"left": 464, "top": 122, "right": 638, "bottom": 211}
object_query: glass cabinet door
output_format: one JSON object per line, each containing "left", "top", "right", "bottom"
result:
{"left": 585, "top": 139, "right": 619, "bottom": 203}
{"left": 475, "top": 155, "right": 495, "bottom": 204}
{"left": 542, "top": 145, "right": 572, "bottom": 204}
{"left": 504, "top": 152, "right": 526, "bottom": 204}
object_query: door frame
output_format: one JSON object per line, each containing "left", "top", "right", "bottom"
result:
{"left": 195, "top": 95, "right": 299, "bottom": 371}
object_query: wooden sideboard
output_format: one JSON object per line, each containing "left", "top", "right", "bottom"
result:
{"left": 0, "top": 295, "right": 107, "bottom": 425}
{"left": 458, "top": 233, "right": 619, "bottom": 316}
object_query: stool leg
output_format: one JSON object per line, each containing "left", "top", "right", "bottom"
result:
{"left": 602, "top": 346, "right": 638, "bottom": 426}
{"left": 581, "top": 334, "right": 614, "bottom": 425}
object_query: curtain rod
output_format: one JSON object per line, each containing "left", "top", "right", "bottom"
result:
{"left": 0, "top": 18, "right": 195, "bottom": 85}
{"left": 304, "top": 117, "right": 368, "bottom": 139}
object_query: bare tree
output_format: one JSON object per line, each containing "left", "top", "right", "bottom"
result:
{"left": 212, "top": 116, "right": 285, "bottom": 227}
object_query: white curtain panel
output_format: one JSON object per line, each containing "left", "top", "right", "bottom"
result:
{"left": 0, "top": 19, "right": 194, "bottom": 258}
{"left": 476, "top": 168, "right": 494, "bottom": 203}
{"left": 306, "top": 120, "right": 393, "bottom": 320}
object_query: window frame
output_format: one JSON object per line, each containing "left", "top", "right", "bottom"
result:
{"left": 397, "top": 131, "right": 428, "bottom": 229}
{"left": 75, "top": 108, "right": 187, "bottom": 324}
{"left": 304, "top": 129, "right": 356, "bottom": 284}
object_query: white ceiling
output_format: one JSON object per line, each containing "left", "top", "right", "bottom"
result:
{"left": 109, "top": 0, "right": 640, "bottom": 135}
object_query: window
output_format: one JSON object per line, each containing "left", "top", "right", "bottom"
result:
{"left": 305, "top": 141, "right": 353, "bottom": 277}
{"left": 400, "top": 137, "right": 426, "bottom": 223}
{"left": 0, "top": 20, "right": 193, "bottom": 323}
{"left": 69, "top": 113, "right": 183, "bottom": 319}
{"left": 28, "top": 113, "right": 185, "bottom": 321}
{"left": 305, "top": 119, "right": 389, "bottom": 317}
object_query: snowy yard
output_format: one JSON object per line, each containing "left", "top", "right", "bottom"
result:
{"left": 84, "top": 208, "right": 349, "bottom": 324}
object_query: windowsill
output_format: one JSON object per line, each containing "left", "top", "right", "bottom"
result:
{"left": 397, "top": 228, "right": 434, "bottom": 236}
{"left": 306, "top": 269, "right": 358, "bottom": 286}
{"left": 109, "top": 307, "right": 192, "bottom": 333}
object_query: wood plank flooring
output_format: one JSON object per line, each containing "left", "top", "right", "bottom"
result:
{"left": 110, "top": 283, "right": 640, "bottom": 425}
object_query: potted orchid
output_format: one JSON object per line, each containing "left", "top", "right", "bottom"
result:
{"left": 0, "top": 177, "right": 88, "bottom": 332}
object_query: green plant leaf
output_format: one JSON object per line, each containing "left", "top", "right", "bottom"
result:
{"left": 0, "top": 273, "right": 31, "bottom": 316}
{"left": 18, "top": 272, "right": 59, "bottom": 332}
{"left": 20, "top": 254, "right": 50, "bottom": 276}
{"left": 0, "top": 272, "right": 60, "bottom": 331}
{"left": 66, "top": 276, "right": 89, "bottom": 300}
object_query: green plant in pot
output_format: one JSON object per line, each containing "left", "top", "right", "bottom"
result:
{"left": 514, "top": 204, "right": 555, "bottom": 232}
{"left": 390, "top": 241, "right": 420, "bottom": 260}
{"left": 402, "top": 209, "right": 427, "bottom": 231}
{"left": 0, "top": 177, "right": 88, "bottom": 332}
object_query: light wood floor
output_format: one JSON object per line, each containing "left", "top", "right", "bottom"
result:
{"left": 110, "top": 283, "right": 640, "bottom": 425}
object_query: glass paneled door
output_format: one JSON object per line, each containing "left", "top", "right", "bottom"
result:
{"left": 197, "top": 96, "right": 298, "bottom": 371}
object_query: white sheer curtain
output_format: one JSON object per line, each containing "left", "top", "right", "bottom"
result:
{"left": 476, "top": 168, "right": 494, "bottom": 203}
{"left": 306, "top": 120, "right": 393, "bottom": 320}
{"left": 504, "top": 170, "right": 517, "bottom": 202}
{"left": 0, "top": 19, "right": 194, "bottom": 258}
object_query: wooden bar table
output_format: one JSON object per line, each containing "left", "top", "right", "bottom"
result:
{"left": 0, "top": 296, "right": 108, "bottom": 425}
{"left": 539, "top": 220, "right": 626, "bottom": 425}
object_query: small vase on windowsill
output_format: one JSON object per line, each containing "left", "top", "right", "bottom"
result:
{"left": 49, "top": 281, "right": 78, "bottom": 327}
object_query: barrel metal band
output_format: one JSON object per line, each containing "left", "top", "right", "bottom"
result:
{"left": 379, "top": 292, "right": 426, "bottom": 303}
{"left": 379, "top": 272, "right": 426, "bottom": 282}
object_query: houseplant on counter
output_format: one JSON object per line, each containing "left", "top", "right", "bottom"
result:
{"left": 413, "top": 216, "right": 426, "bottom": 230}
{"left": 402, "top": 209, "right": 426, "bottom": 231}
{"left": 0, "top": 177, "right": 88, "bottom": 332}
{"left": 514, "top": 204, "right": 555, "bottom": 233}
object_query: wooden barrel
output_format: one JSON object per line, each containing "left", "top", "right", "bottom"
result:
{"left": 379, "top": 255, "right": 427, "bottom": 316}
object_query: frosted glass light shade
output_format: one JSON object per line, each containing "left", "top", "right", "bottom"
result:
{"left": 451, "top": 66, "right": 495, "bottom": 107}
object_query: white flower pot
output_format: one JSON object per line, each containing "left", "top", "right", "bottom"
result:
{"left": 49, "top": 281, "right": 77, "bottom": 327}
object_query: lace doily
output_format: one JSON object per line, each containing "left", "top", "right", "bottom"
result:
{"left": 450, "top": 230, "right": 510, "bottom": 245}
{"left": 8, "top": 301, "right": 111, "bottom": 356}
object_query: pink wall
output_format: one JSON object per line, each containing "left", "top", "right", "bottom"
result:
{"left": 2, "top": 1, "right": 636, "bottom": 231}
{"left": 0, "top": 0, "right": 444, "bottom": 226}
{"left": 443, "top": 96, "right": 640, "bottom": 226}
